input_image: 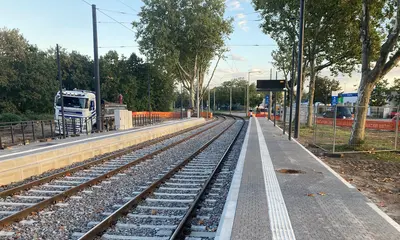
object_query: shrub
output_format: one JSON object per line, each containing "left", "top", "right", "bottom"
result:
{"left": 0, "top": 113, "right": 23, "bottom": 123}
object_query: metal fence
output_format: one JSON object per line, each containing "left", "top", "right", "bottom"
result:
{"left": 0, "top": 114, "right": 164, "bottom": 149}
{"left": 313, "top": 105, "right": 399, "bottom": 153}
{"left": 274, "top": 105, "right": 399, "bottom": 153}
{"left": 0, "top": 120, "right": 56, "bottom": 148}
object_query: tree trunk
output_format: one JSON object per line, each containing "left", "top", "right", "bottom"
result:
{"left": 307, "top": 59, "right": 316, "bottom": 127}
{"left": 349, "top": 80, "right": 374, "bottom": 144}
{"left": 189, "top": 83, "right": 194, "bottom": 109}
{"left": 349, "top": 0, "right": 372, "bottom": 145}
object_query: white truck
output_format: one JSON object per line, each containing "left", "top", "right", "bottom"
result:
{"left": 54, "top": 89, "right": 127, "bottom": 134}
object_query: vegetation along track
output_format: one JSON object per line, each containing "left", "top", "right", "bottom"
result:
{"left": 73, "top": 114, "right": 244, "bottom": 240}
{"left": 0, "top": 117, "right": 223, "bottom": 228}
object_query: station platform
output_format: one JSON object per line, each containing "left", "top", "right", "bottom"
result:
{"left": 217, "top": 117, "right": 400, "bottom": 240}
{"left": 0, "top": 118, "right": 205, "bottom": 185}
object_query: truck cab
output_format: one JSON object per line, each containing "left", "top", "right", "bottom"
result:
{"left": 54, "top": 90, "right": 96, "bottom": 134}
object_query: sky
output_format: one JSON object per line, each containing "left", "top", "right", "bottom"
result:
{"left": 1, "top": 0, "right": 399, "bottom": 92}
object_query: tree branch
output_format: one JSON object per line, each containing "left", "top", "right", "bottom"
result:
{"left": 177, "top": 62, "right": 191, "bottom": 78}
{"left": 369, "top": 0, "right": 400, "bottom": 82}
{"left": 381, "top": 50, "right": 400, "bottom": 77}
{"left": 201, "top": 53, "right": 223, "bottom": 98}
{"left": 315, "top": 61, "right": 334, "bottom": 72}
{"left": 175, "top": 64, "right": 190, "bottom": 90}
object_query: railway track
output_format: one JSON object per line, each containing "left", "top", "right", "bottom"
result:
{"left": 0, "top": 117, "right": 224, "bottom": 228}
{"left": 72, "top": 115, "right": 244, "bottom": 240}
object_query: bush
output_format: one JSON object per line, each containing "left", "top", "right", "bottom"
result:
{"left": 0, "top": 113, "right": 23, "bottom": 123}
{"left": 23, "top": 113, "right": 53, "bottom": 121}
{"left": 0, "top": 113, "right": 53, "bottom": 123}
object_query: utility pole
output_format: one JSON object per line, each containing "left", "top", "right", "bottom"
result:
{"left": 246, "top": 72, "right": 250, "bottom": 116}
{"left": 294, "top": 0, "right": 305, "bottom": 139}
{"left": 244, "top": 87, "right": 246, "bottom": 113}
{"left": 56, "top": 44, "right": 66, "bottom": 139}
{"left": 213, "top": 88, "right": 216, "bottom": 112}
{"left": 147, "top": 64, "right": 151, "bottom": 120}
{"left": 92, "top": 4, "right": 102, "bottom": 131}
{"left": 274, "top": 71, "right": 277, "bottom": 126}
{"left": 289, "top": 41, "right": 296, "bottom": 140}
{"left": 230, "top": 85, "right": 232, "bottom": 115}
{"left": 180, "top": 82, "right": 183, "bottom": 119}
{"left": 268, "top": 69, "right": 272, "bottom": 120}
{"left": 196, "top": 80, "right": 200, "bottom": 118}
{"left": 208, "top": 87, "right": 210, "bottom": 118}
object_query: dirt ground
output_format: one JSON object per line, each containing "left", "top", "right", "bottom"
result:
{"left": 297, "top": 133, "right": 400, "bottom": 224}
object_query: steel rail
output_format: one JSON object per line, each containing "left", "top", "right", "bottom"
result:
{"left": 77, "top": 116, "right": 237, "bottom": 240}
{"left": 0, "top": 118, "right": 217, "bottom": 198}
{"left": 0, "top": 117, "right": 222, "bottom": 227}
{"left": 170, "top": 114, "right": 244, "bottom": 239}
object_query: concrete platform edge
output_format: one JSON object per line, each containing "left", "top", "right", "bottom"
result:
{"left": 215, "top": 119, "right": 251, "bottom": 240}
{"left": 0, "top": 118, "right": 205, "bottom": 185}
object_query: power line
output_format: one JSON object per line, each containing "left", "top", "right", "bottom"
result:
{"left": 80, "top": 0, "right": 91, "bottom": 6}
{"left": 98, "top": 21, "right": 132, "bottom": 24}
{"left": 99, "top": 45, "right": 138, "bottom": 49}
{"left": 99, "top": 44, "right": 277, "bottom": 48}
{"left": 115, "top": 0, "right": 139, "bottom": 13}
{"left": 97, "top": 8, "right": 138, "bottom": 16}
{"left": 96, "top": 8, "right": 137, "bottom": 34}
{"left": 230, "top": 53, "right": 239, "bottom": 72}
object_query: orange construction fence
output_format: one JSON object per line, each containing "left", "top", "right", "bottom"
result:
{"left": 316, "top": 118, "right": 396, "bottom": 131}
{"left": 131, "top": 111, "right": 212, "bottom": 119}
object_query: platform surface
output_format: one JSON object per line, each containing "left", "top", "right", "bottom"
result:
{"left": 217, "top": 117, "right": 400, "bottom": 240}
{"left": 0, "top": 119, "right": 189, "bottom": 162}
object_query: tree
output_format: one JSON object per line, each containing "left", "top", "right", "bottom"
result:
{"left": 350, "top": 0, "right": 400, "bottom": 144}
{"left": 132, "top": 0, "right": 233, "bottom": 109}
{"left": 253, "top": 0, "right": 361, "bottom": 127}
{"left": 370, "top": 79, "right": 390, "bottom": 106}
{"left": 314, "top": 76, "right": 341, "bottom": 104}
{"left": 389, "top": 78, "right": 400, "bottom": 106}
{"left": 0, "top": 28, "right": 30, "bottom": 113}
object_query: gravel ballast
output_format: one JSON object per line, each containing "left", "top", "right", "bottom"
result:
{"left": 0, "top": 119, "right": 232, "bottom": 240}
{"left": 98, "top": 120, "right": 244, "bottom": 239}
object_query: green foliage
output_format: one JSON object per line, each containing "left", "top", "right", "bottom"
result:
{"left": 0, "top": 27, "right": 175, "bottom": 116}
{"left": 254, "top": 0, "right": 361, "bottom": 74}
{"left": 314, "top": 76, "right": 341, "bottom": 104}
{"left": 370, "top": 79, "right": 390, "bottom": 106}
{"left": 389, "top": 78, "right": 400, "bottom": 106}
{"left": 133, "top": 0, "right": 233, "bottom": 107}
{"left": 211, "top": 78, "right": 263, "bottom": 110}
{"left": 0, "top": 113, "right": 23, "bottom": 123}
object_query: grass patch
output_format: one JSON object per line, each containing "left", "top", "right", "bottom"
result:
{"left": 362, "top": 151, "right": 400, "bottom": 163}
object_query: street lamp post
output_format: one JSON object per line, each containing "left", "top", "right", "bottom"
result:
{"left": 230, "top": 85, "right": 232, "bottom": 115}
{"left": 294, "top": 0, "right": 306, "bottom": 139}
{"left": 246, "top": 70, "right": 262, "bottom": 116}
{"left": 246, "top": 72, "right": 250, "bottom": 115}
{"left": 213, "top": 88, "right": 216, "bottom": 111}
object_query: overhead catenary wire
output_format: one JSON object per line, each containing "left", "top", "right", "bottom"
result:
{"left": 80, "top": 0, "right": 136, "bottom": 34}
{"left": 96, "top": 8, "right": 137, "bottom": 34}
{"left": 80, "top": 0, "right": 91, "bottom": 6}
{"left": 98, "top": 21, "right": 132, "bottom": 24}
{"left": 115, "top": 0, "right": 139, "bottom": 13}
{"left": 98, "top": 44, "right": 277, "bottom": 49}
{"left": 97, "top": 8, "right": 138, "bottom": 16}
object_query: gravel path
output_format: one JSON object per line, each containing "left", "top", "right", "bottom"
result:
{"left": 0, "top": 119, "right": 232, "bottom": 240}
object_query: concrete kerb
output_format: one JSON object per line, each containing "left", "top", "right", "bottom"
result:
{"left": 0, "top": 118, "right": 205, "bottom": 185}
